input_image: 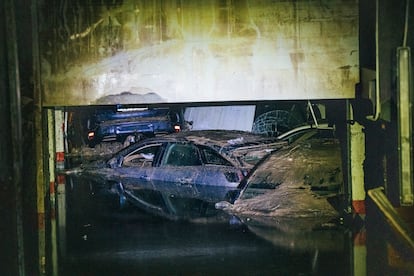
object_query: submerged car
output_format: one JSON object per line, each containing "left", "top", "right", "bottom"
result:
{"left": 172, "top": 129, "right": 287, "bottom": 170}
{"left": 79, "top": 135, "right": 248, "bottom": 220}
{"left": 86, "top": 107, "right": 184, "bottom": 147}
{"left": 217, "top": 125, "right": 344, "bottom": 243}
{"left": 70, "top": 130, "right": 287, "bottom": 220}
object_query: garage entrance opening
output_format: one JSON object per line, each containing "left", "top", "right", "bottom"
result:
{"left": 45, "top": 100, "right": 375, "bottom": 275}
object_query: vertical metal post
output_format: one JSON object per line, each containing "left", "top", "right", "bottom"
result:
{"left": 47, "top": 109, "right": 58, "bottom": 276}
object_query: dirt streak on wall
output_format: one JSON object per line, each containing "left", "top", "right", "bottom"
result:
{"left": 40, "top": 0, "right": 358, "bottom": 106}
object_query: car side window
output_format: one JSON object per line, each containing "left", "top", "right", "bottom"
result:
{"left": 162, "top": 143, "right": 202, "bottom": 166}
{"left": 122, "top": 144, "right": 161, "bottom": 167}
{"left": 200, "top": 146, "right": 232, "bottom": 166}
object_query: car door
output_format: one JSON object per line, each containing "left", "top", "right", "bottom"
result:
{"left": 150, "top": 142, "right": 201, "bottom": 199}
{"left": 193, "top": 145, "right": 243, "bottom": 203}
{"left": 116, "top": 143, "right": 163, "bottom": 191}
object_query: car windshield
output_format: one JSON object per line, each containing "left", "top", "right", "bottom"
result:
{"left": 162, "top": 143, "right": 202, "bottom": 166}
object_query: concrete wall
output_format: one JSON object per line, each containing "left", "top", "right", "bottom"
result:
{"left": 39, "top": 0, "right": 359, "bottom": 106}
{"left": 1, "top": 1, "right": 27, "bottom": 274}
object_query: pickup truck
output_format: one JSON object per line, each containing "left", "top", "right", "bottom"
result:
{"left": 87, "top": 107, "right": 184, "bottom": 147}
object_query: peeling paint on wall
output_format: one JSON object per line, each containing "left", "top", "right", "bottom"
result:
{"left": 39, "top": 0, "right": 359, "bottom": 106}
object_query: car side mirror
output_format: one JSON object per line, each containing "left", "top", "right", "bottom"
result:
{"left": 215, "top": 201, "right": 232, "bottom": 210}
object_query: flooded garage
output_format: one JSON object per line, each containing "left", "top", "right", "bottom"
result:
{"left": 54, "top": 106, "right": 411, "bottom": 275}
{"left": 58, "top": 138, "right": 411, "bottom": 275}
{"left": 2, "top": 0, "right": 414, "bottom": 275}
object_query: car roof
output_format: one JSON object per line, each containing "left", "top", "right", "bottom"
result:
{"left": 94, "top": 107, "right": 172, "bottom": 122}
{"left": 111, "top": 130, "right": 283, "bottom": 162}
{"left": 170, "top": 130, "right": 281, "bottom": 148}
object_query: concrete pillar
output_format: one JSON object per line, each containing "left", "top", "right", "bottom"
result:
{"left": 349, "top": 104, "right": 367, "bottom": 276}
{"left": 47, "top": 109, "right": 58, "bottom": 275}
{"left": 350, "top": 120, "right": 366, "bottom": 216}
{"left": 1, "top": 0, "right": 26, "bottom": 275}
{"left": 55, "top": 110, "right": 67, "bottom": 258}
{"left": 353, "top": 229, "right": 367, "bottom": 276}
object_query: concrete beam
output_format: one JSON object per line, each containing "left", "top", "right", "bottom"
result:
{"left": 39, "top": 0, "right": 358, "bottom": 106}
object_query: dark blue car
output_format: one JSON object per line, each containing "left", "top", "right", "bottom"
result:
{"left": 87, "top": 107, "right": 184, "bottom": 147}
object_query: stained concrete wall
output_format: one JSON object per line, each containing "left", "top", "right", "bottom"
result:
{"left": 39, "top": 0, "right": 359, "bottom": 106}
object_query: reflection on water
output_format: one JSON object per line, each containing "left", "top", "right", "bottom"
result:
{"left": 63, "top": 212, "right": 350, "bottom": 276}
{"left": 62, "top": 176, "right": 350, "bottom": 275}
{"left": 61, "top": 175, "right": 414, "bottom": 275}
{"left": 240, "top": 216, "right": 347, "bottom": 253}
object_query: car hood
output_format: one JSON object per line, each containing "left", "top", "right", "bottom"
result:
{"left": 61, "top": 158, "right": 108, "bottom": 176}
